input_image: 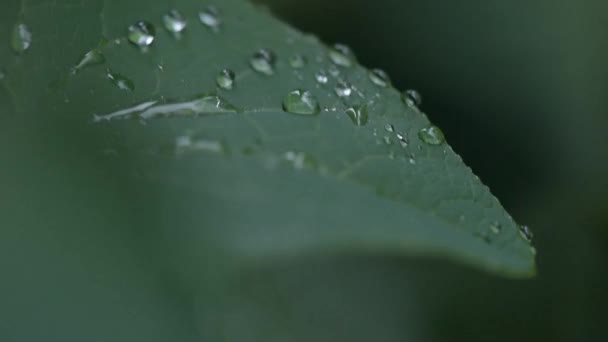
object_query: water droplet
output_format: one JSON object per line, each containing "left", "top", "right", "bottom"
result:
{"left": 418, "top": 125, "right": 445, "bottom": 145}
{"left": 128, "top": 21, "right": 156, "bottom": 47}
{"left": 384, "top": 124, "right": 395, "bottom": 133}
{"left": 315, "top": 70, "right": 328, "bottom": 84}
{"left": 490, "top": 222, "right": 502, "bottom": 234}
{"left": 94, "top": 95, "right": 237, "bottom": 122}
{"left": 335, "top": 80, "right": 352, "bottom": 97}
{"left": 71, "top": 49, "right": 105, "bottom": 74}
{"left": 199, "top": 6, "right": 221, "bottom": 31}
{"left": 476, "top": 232, "right": 491, "bottom": 244}
{"left": 106, "top": 69, "right": 134, "bottom": 92}
{"left": 284, "top": 151, "right": 316, "bottom": 170}
{"left": 11, "top": 22, "right": 32, "bottom": 53}
{"left": 519, "top": 225, "right": 533, "bottom": 242}
{"left": 176, "top": 136, "right": 225, "bottom": 155}
{"left": 216, "top": 68, "right": 235, "bottom": 90}
{"left": 163, "top": 10, "right": 187, "bottom": 33}
{"left": 396, "top": 132, "right": 408, "bottom": 147}
{"left": 403, "top": 89, "right": 422, "bottom": 107}
{"left": 383, "top": 136, "right": 392, "bottom": 145}
{"left": 289, "top": 54, "right": 306, "bottom": 68}
{"left": 283, "top": 89, "right": 320, "bottom": 115}
{"left": 250, "top": 48, "right": 276, "bottom": 75}
{"left": 328, "top": 65, "right": 340, "bottom": 77}
{"left": 530, "top": 246, "right": 537, "bottom": 256}
{"left": 328, "top": 43, "right": 354, "bottom": 67}
{"left": 345, "top": 105, "right": 368, "bottom": 126}
{"left": 369, "top": 69, "right": 391, "bottom": 87}
{"left": 408, "top": 155, "right": 417, "bottom": 165}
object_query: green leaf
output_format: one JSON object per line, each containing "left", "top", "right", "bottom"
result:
{"left": 0, "top": 0, "right": 536, "bottom": 338}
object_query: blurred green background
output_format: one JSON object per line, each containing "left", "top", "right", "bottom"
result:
{"left": 255, "top": 0, "right": 608, "bottom": 340}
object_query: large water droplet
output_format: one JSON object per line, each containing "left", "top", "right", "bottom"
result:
{"left": 216, "top": 68, "right": 235, "bottom": 90}
{"left": 328, "top": 43, "right": 354, "bottom": 67}
{"left": 289, "top": 54, "right": 306, "bottom": 68}
{"left": 71, "top": 49, "right": 105, "bottom": 74}
{"left": 315, "top": 70, "right": 328, "bottom": 84}
{"left": 250, "top": 48, "right": 276, "bottom": 75}
{"left": 283, "top": 89, "right": 320, "bottom": 115}
{"left": 128, "top": 21, "right": 156, "bottom": 47}
{"left": 418, "top": 125, "right": 445, "bottom": 145}
{"left": 519, "top": 225, "right": 534, "bottom": 242}
{"left": 345, "top": 105, "right": 368, "bottom": 126}
{"left": 396, "top": 132, "right": 408, "bottom": 147}
{"left": 335, "top": 80, "right": 352, "bottom": 97}
{"left": 11, "top": 22, "right": 32, "bottom": 53}
{"left": 163, "top": 10, "right": 187, "bottom": 33}
{"left": 403, "top": 89, "right": 422, "bottom": 107}
{"left": 369, "top": 69, "right": 391, "bottom": 87}
{"left": 106, "top": 69, "right": 134, "bottom": 92}
{"left": 199, "top": 6, "right": 221, "bottom": 31}
{"left": 384, "top": 124, "right": 395, "bottom": 133}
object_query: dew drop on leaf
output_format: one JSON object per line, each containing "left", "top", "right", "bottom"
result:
{"left": 396, "top": 132, "right": 408, "bottom": 147}
{"left": 127, "top": 21, "right": 156, "bottom": 47}
{"left": 335, "top": 80, "right": 352, "bottom": 97}
{"left": 345, "top": 105, "right": 369, "bottom": 126}
{"left": 384, "top": 124, "right": 395, "bottom": 133}
{"left": 216, "top": 68, "right": 236, "bottom": 90}
{"left": 106, "top": 69, "right": 135, "bottom": 92}
{"left": 369, "top": 69, "right": 391, "bottom": 87}
{"left": 490, "top": 221, "right": 502, "bottom": 234}
{"left": 315, "top": 70, "right": 328, "bottom": 84}
{"left": 175, "top": 136, "right": 225, "bottom": 155}
{"left": 71, "top": 49, "right": 105, "bottom": 74}
{"left": 418, "top": 125, "right": 445, "bottom": 145}
{"left": 403, "top": 89, "right": 422, "bottom": 107}
{"left": 519, "top": 225, "right": 534, "bottom": 242}
{"left": 328, "top": 43, "right": 355, "bottom": 67}
{"left": 199, "top": 6, "right": 221, "bottom": 31}
{"left": 163, "top": 10, "right": 187, "bottom": 33}
{"left": 250, "top": 48, "right": 276, "bottom": 75}
{"left": 11, "top": 22, "right": 32, "bottom": 54}
{"left": 282, "top": 89, "right": 320, "bottom": 115}
{"left": 289, "top": 54, "right": 306, "bottom": 68}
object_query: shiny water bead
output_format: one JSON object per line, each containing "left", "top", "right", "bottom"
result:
{"left": 106, "top": 69, "right": 134, "bottom": 92}
{"left": 315, "top": 70, "right": 329, "bottom": 84}
{"left": 328, "top": 43, "right": 355, "bottom": 67}
{"left": 369, "top": 69, "right": 391, "bottom": 87}
{"left": 71, "top": 49, "right": 105, "bottom": 74}
{"left": 216, "top": 69, "right": 236, "bottom": 90}
{"left": 127, "top": 21, "right": 156, "bottom": 47}
{"left": 163, "top": 10, "right": 187, "bottom": 33}
{"left": 403, "top": 89, "right": 422, "bottom": 107}
{"left": 418, "top": 125, "right": 445, "bottom": 145}
{"left": 199, "top": 6, "right": 221, "bottom": 31}
{"left": 345, "top": 105, "right": 368, "bottom": 126}
{"left": 335, "top": 80, "right": 352, "bottom": 97}
{"left": 282, "top": 89, "right": 320, "bottom": 115}
{"left": 11, "top": 22, "right": 32, "bottom": 53}
{"left": 250, "top": 48, "right": 276, "bottom": 75}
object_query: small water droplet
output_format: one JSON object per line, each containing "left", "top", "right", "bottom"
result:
{"left": 396, "top": 132, "right": 408, "bottom": 147}
{"left": 345, "top": 105, "right": 368, "bottom": 126}
{"left": 490, "top": 222, "right": 502, "bottom": 234}
{"left": 176, "top": 135, "right": 225, "bottom": 155}
{"left": 315, "top": 70, "right": 328, "bottom": 84}
{"left": 128, "top": 21, "right": 156, "bottom": 47}
{"left": 250, "top": 48, "right": 276, "bottom": 75}
{"left": 106, "top": 69, "right": 134, "bottom": 92}
{"left": 519, "top": 225, "right": 534, "bottom": 242}
{"left": 289, "top": 54, "right": 306, "bottom": 68}
{"left": 283, "top": 89, "right": 320, "bottom": 115}
{"left": 284, "top": 151, "right": 316, "bottom": 170}
{"left": 11, "top": 22, "right": 32, "bottom": 53}
{"left": 369, "top": 69, "right": 391, "bottom": 87}
{"left": 163, "top": 10, "right": 187, "bottom": 33}
{"left": 530, "top": 246, "right": 537, "bottom": 256}
{"left": 328, "top": 65, "right": 340, "bottom": 77}
{"left": 71, "top": 49, "right": 105, "bottom": 74}
{"left": 199, "top": 6, "right": 221, "bottom": 31}
{"left": 383, "top": 136, "right": 392, "bottom": 145}
{"left": 384, "top": 124, "right": 395, "bottom": 133}
{"left": 328, "top": 43, "right": 355, "bottom": 67}
{"left": 418, "top": 125, "right": 445, "bottom": 145}
{"left": 335, "top": 80, "right": 352, "bottom": 97}
{"left": 408, "top": 155, "right": 417, "bottom": 165}
{"left": 403, "top": 89, "right": 422, "bottom": 107}
{"left": 216, "top": 68, "right": 235, "bottom": 90}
